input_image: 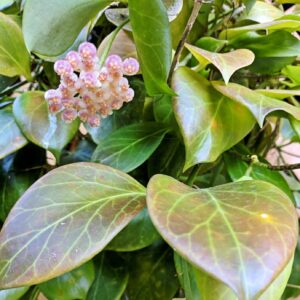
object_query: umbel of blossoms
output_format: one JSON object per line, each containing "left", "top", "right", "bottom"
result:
{"left": 44, "top": 42, "right": 139, "bottom": 127}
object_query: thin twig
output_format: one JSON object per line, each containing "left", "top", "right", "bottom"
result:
{"left": 167, "top": 0, "right": 203, "bottom": 85}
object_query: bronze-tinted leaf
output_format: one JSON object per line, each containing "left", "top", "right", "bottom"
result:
{"left": 0, "top": 163, "right": 145, "bottom": 288}
{"left": 213, "top": 81, "right": 300, "bottom": 127}
{"left": 147, "top": 175, "right": 298, "bottom": 299}
{"left": 173, "top": 67, "right": 255, "bottom": 170}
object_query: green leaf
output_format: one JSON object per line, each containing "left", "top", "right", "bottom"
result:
{"left": 23, "top": 0, "right": 111, "bottom": 57}
{"left": 175, "top": 253, "right": 294, "bottom": 300}
{"left": 0, "top": 13, "right": 31, "bottom": 80}
{"left": 0, "top": 108, "right": 27, "bottom": 160}
{"left": 125, "top": 243, "right": 179, "bottom": 300}
{"left": 240, "top": 1, "right": 284, "bottom": 23}
{"left": 172, "top": 67, "right": 255, "bottom": 170}
{"left": 230, "top": 31, "right": 300, "bottom": 58}
{"left": 212, "top": 81, "right": 300, "bottom": 127}
{"left": 282, "top": 65, "right": 300, "bottom": 86}
{"left": 0, "top": 287, "right": 29, "bottom": 300}
{"left": 224, "top": 153, "right": 294, "bottom": 200}
{"left": 147, "top": 175, "right": 298, "bottom": 300}
{"left": 39, "top": 261, "right": 95, "bottom": 300}
{"left": 185, "top": 44, "right": 255, "bottom": 84}
{"left": 87, "top": 253, "right": 128, "bottom": 300}
{"left": 128, "top": 0, "right": 173, "bottom": 96}
{"left": 220, "top": 18, "right": 300, "bottom": 39}
{"left": 106, "top": 208, "right": 160, "bottom": 251}
{"left": 92, "top": 123, "right": 168, "bottom": 173}
{"left": 255, "top": 89, "right": 300, "bottom": 99}
{"left": 13, "top": 91, "right": 79, "bottom": 159}
{"left": 0, "top": 75, "right": 17, "bottom": 92}
{"left": 0, "top": 162, "right": 145, "bottom": 288}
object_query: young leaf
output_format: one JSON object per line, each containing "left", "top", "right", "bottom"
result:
{"left": 128, "top": 0, "right": 173, "bottom": 96}
{"left": 87, "top": 253, "right": 128, "bottom": 300}
{"left": 0, "top": 163, "right": 146, "bottom": 288}
{"left": 106, "top": 208, "right": 160, "bottom": 252}
{"left": 92, "top": 123, "right": 168, "bottom": 173}
{"left": 185, "top": 44, "right": 255, "bottom": 84}
{"left": 0, "top": 108, "right": 27, "bottom": 160}
{"left": 175, "top": 253, "right": 294, "bottom": 300}
{"left": 23, "top": 0, "right": 112, "bottom": 57}
{"left": 13, "top": 91, "right": 79, "bottom": 159}
{"left": 0, "top": 13, "right": 31, "bottom": 80}
{"left": 39, "top": 261, "right": 95, "bottom": 300}
{"left": 212, "top": 81, "right": 300, "bottom": 127}
{"left": 172, "top": 67, "right": 255, "bottom": 170}
{"left": 147, "top": 175, "right": 298, "bottom": 300}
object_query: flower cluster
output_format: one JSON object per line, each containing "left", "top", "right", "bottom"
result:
{"left": 44, "top": 42, "right": 139, "bottom": 127}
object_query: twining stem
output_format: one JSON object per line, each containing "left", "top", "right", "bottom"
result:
{"left": 167, "top": 0, "right": 203, "bottom": 85}
{"left": 99, "top": 19, "right": 130, "bottom": 68}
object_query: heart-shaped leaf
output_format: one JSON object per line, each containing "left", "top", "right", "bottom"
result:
{"left": 0, "top": 163, "right": 145, "bottom": 288}
{"left": 173, "top": 67, "right": 255, "bottom": 170}
{"left": 92, "top": 123, "right": 168, "bottom": 173}
{"left": 175, "top": 253, "right": 294, "bottom": 300}
{"left": 147, "top": 175, "right": 298, "bottom": 299}
{"left": 128, "top": 0, "right": 173, "bottom": 96}
{"left": 0, "top": 13, "right": 31, "bottom": 80}
{"left": 0, "top": 108, "right": 27, "bottom": 160}
{"left": 23, "top": 0, "right": 112, "bottom": 57}
{"left": 185, "top": 44, "right": 255, "bottom": 84}
{"left": 13, "top": 91, "right": 79, "bottom": 159}
{"left": 212, "top": 81, "right": 300, "bottom": 127}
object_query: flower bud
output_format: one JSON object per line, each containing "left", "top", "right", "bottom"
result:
{"left": 48, "top": 101, "right": 62, "bottom": 113}
{"left": 119, "top": 77, "right": 129, "bottom": 91}
{"left": 78, "top": 109, "right": 89, "bottom": 122}
{"left": 87, "top": 115, "right": 101, "bottom": 127}
{"left": 78, "top": 42, "right": 97, "bottom": 60}
{"left": 105, "top": 55, "right": 123, "bottom": 73}
{"left": 54, "top": 60, "right": 73, "bottom": 76}
{"left": 124, "top": 88, "right": 134, "bottom": 102}
{"left": 61, "top": 108, "right": 77, "bottom": 123}
{"left": 80, "top": 71, "right": 101, "bottom": 89}
{"left": 66, "top": 51, "right": 82, "bottom": 70}
{"left": 45, "top": 89, "right": 62, "bottom": 102}
{"left": 58, "top": 84, "right": 73, "bottom": 98}
{"left": 98, "top": 67, "right": 109, "bottom": 82}
{"left": 61, "top": 98, "right": 75, "bottom": 108}
{"left": 61, "top": 73, "right": 78, "bottom": 88}
{"left": 123, "top": 58, "right": 139, "bottom": 75}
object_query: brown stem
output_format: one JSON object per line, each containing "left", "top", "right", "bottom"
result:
{"left": 167, "top": 0, "right": 203, "bottom": 86}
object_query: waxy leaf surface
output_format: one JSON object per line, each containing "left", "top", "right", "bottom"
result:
{"left": 0, "top": 108, "right": 27, "bottom": 159}
{"left": 0, "top": 163, "right": 146, "bottom": 288}
{"left": 213, "top": 81, "right": 300, "bottom": 127}
{"left": 0, "top": 13, "right": 31, "bottom": 80}
{"left": 185, "top": 44, "right": 255, "bottom": 84}
{"left": 92, "top": 123, "right": 168, "bottom": 173}
{"left": 23, "top": 0, "right": 111, "bottom": 57}
{"left": 147, "top": 175, "right": 298, "bottom": 299}
{"left": 173, "top": 67, "right": 255, "bottom": 170}
{"left": 13, "top": 91, "right": 79, "bottom": 159}
{"left": 129, "top": 0, "right": 173, "bottom": 96}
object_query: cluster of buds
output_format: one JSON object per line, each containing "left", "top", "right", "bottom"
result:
{"left": 44, "top": 42, "right": 139, "bottom": 127}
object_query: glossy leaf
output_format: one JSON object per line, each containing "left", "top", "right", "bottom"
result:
{"left": 39, "top": 261, "right": 95, "bottom": 300}
{"left": 0, "top": 13, "right": 31, "bottom": 80}
{"left": 0, "top": 287, "right": 29, "bottom": 300}
{"left": 175, "top": 253, "right": 293, "bottom": 300}
{"left": 92, "top": 123, "right": 168, "bottom": 173}
{"left": 0, "top": 108, "right": 27, "bottom": 160}
{"left": 185, "top": 44, "right": 255, "bottom": 84}
{"left": 255, "top": 89, "right": 300, "bottom": 99}
{"left": 0, "top": 163, "right": 146, "bottom": 288}
{"left": 125, "top": 243, "right": 179, "bottom": 300}
{"left": 282, "top": 65, "right": 300, "bottom": 86}
{"left": 13, "top": 91, "right": 79, "bottom": 159}
{"left": 220, "top": 18, "right": 300, "bottom": 39}
{"left": 128, "top": 0, "right": 173, "bottom": 96}
{"left": 23, "top": 0, "right": 111, "bottom": 57}
{"left": 212, "top": 81, "right": 300, "bottom": 127}
{"left": 147, "top": 175, "right": 298, "bottom": 300}
{"left": 106, "top": 208, "right": 160, "bottom": 251}
{"left": 87, "top": 253, "right": 128, "bottom": 300}
{"left": 172, "top": 67, "right": 255, "bottom": 170}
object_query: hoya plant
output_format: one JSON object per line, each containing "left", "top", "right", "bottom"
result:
{"left": 1, "top": 0, "right": 300, "bottom": 299}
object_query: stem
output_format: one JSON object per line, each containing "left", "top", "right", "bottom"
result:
{"left": 0, "top": 80, "right": 28, "bottom": 97}
{"left": 186, "top": 164, "right": 202, "bottom": 186}
{"left": 99, "top": 19, "right": 130, "bottom": 68}
{"left": 167, "top": 0, "right": 203, "bottom": 85}
{"left": 287, "top": 283, "right": 300, "bottom": 290}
